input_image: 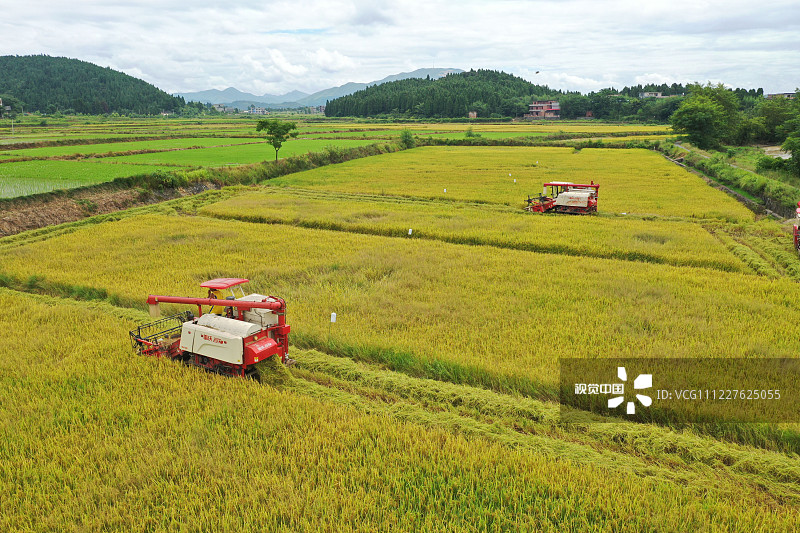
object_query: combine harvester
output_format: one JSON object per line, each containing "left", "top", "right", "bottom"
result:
{"left": 794, "top": 225, "right": 799, "bottom": 255}
{"left": 129, "top": 278, "right": 293, "bottom": 381}
{"left": 525, "top": 181, "right": 599, "bottom": 214}
{"left": 794, "top": 201, "right": 800, "bottom": 255}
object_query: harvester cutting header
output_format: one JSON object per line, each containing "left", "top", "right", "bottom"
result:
{"left": 526, "top": 181, "right": 599, "bottom": 214}
{"left": 129, "top": 278, "right": 292, "bottom": 381}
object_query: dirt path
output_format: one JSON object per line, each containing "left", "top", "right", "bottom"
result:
{"left": 0, "top": 182, "right": 219, "bottom": 237}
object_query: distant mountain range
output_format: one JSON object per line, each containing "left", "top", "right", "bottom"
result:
{"left": 177, "top": 68, "right": 464, "bottom": 108}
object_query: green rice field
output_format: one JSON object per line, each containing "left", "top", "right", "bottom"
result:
{"left": 0, "top": 117, "right": 673, "bottom": 199}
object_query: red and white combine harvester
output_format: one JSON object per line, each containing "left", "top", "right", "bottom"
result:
{"left": 129, "top": 278, "right": 292, "bottom": 381}
{"left": 795, "top": 225, "right": 800, "bottom": 255}
{"left": 794, "top": 201, "right": 800, "bottom": 255}
{"left": 525, "top": 181, "right": 599, "bottom": 214}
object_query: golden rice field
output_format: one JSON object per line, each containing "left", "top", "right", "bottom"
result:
{"left": 575, "top": 134, "right": 674, "bottom": 143}
{"left": 4, "top": 213, "right": 800, "bottom": 395}
{"left": 2, "top": 141, "right": 800, "bottom": 531}
{"left": 3, "top": 290, "right": 798, "bottom": 531}
{"left": 268, "top": 146, "right": 755, "bottom": 220}
{"left": 373, "top": 122, "right": 671, "bottom": 134}
{"left": 199, "top": 187, "right": 745, "bottom": 271}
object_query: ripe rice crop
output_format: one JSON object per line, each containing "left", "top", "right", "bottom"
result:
{"left": 373, "top": 123, "right": 671, "bottom": 134}
{"left": 1, "top": 289, "right": 798, "bottom": 531}
{"left": 3, "top": 119, "right": 800, "bottom": 530}
{"left": 293, "top": 350, "right": 800, "bottom": 491}
{"left": 569, "top": 134, "right": 675, "bottom": 144}
{"left": 199, "top": 187, "right": 746, "bottom": 272}
{"left": 268, "top": 146, "right": 755, "bottom": 220}
{"left": 3, "top": 214, "right": 799, "bottom": 398}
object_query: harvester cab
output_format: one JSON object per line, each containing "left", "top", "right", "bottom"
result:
{"left": 202, "top": 278, "right": 249, "bottom": 317}
{"left": 525, "top": 181, "right": 599, "bottom": 214}
{"left": 130, "top": 278, "right": 294, "bottom": 381}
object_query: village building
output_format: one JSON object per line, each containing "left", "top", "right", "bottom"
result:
{"left": 766, "top": 92, "right": 796, "bottom": 100}
{"left": 524, "top": 100, "right": 560, "bottom": 119}
{"left": 212, "top": 104, "right": 237, "bottom": 113}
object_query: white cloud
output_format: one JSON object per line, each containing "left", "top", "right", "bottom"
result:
{"left": 1, "top": 0, "right": 798, "bottom": 94}
{"left": 347, "top": 0, "right": 396, "bottom": 27}
{"left": 309, "top": 49, "right": 357, "bottom": 73}
{"left": 267, "top": 50, "right": 308, "bottom": 77}
{"left": 536, "top": 72, "right": 623, "bottom": 94}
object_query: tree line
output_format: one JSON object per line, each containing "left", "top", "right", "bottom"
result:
{"left": 0, "top": 55, "right": 184, "bottom": 115}
{"left": 670, "top": 83, "right": 800, "bottom": 175}
{"left": 324, "top": 71, "right": 774, "bottom": 123}
{"left": 325, "top": 69, "right": 555, "bottom": 119}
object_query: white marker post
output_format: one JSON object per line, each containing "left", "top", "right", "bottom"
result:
{"left": 443, "top": 188, "right": 447, "bottom": 193}
{"left": 328, "top": 312, "right": 337, "bottom": 344}
{"left": 408, "top": 228, "right": 413, "bottom": 236}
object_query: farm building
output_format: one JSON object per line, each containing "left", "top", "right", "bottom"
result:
{"left": 212, "top": 104, "right": 237, "bottom": 113}
{"left": 524, "top": 100, "right": 560, "bottom": 119}
{"left": 766, "top": 92, "right": 796, "bottom": 99}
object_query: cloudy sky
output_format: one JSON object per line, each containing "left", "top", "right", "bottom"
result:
{"left": 2, "top": 0, "right": 798, "bottom": 96}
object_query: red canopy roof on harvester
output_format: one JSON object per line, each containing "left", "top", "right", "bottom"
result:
{"left": 200, "top": 278, "right": 250, "bottom": 290}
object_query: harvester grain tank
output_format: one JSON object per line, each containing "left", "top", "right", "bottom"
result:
{"left": 526, "top": 181, "right": 599, "bottom": 214}
{"left": 129, "top": 278, "right": 293, "bottom": 380}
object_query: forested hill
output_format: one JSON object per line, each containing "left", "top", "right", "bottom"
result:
{"left": 0, "top": 55, "right": 184, "bottom": 115}
{"left": 324, "top": 69, "right": 557, "bottom": 118}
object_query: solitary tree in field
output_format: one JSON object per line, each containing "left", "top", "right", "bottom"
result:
{"left": 256, "top": 118, "right": 298, "bottom": 161}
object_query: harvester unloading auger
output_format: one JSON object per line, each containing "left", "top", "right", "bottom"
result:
{"left": 129, "top": 278, "right": 294, "bottom": 382}
{"left": 526, "top": 181, "right": 599, "bottom": 214}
